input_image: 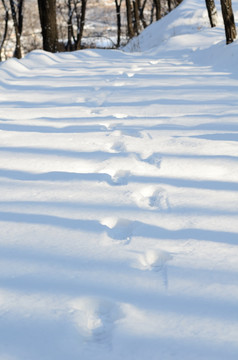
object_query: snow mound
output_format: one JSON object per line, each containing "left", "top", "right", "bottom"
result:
{"left": 124, "top": 0, "right": 210, "bottom": 52}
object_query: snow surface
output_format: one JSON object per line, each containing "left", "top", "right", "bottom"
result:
{"left": 1, "top": 0, "right": 238, "bottom": 359}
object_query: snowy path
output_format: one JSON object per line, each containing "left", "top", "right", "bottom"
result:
{"left": 1, "top": 6, "right": 238, "bottom": 359}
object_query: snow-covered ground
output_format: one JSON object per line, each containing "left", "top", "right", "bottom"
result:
{"left": 0, "top": 0, "right": 238, "bottom": 359}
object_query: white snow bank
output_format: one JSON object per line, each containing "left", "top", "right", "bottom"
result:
{"left": 124, "top": 0, "right": 211, "bottom": 52}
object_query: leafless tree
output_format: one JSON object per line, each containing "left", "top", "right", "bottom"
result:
{"left": 9, "top": 0, "right": 24, "bottom": 58}
{"left": 132, "top": 0, "right": 141, "bottom": 35}
{"left": 38, "top": 0, "right": 58, "bottom": 52}
{"left": 139, "top": 0, "right": 148, "bottom": 28}
{"left": 125, "top": 0, "right": 134, "bottom": 38}
{"left": 205, "top": 0, "right": 217, "bottom": 27}
{"left": 75, "top": 0, "right": 87, "bottom": 49}
{"left": 220, "top": 0, "right": 236, "bottom": 44}
{"left": 0, "top": 0, "right": 9, "bottom": 60}
{"left": 153, "top": 0, "right": 161, "bottom": 21}
{"left": 114, "top": 0, "right": 123, "bottom": 47}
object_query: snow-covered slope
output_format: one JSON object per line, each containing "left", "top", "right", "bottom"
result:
{"left": 124, "top": 0, "right": 211, "bottom": 51}
{"left": 0, "top": 1, "right": 238, "bottom": 359}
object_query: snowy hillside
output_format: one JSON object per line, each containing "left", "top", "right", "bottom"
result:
{"left": 0, "top": 0, "right": 238, "bottom": 359}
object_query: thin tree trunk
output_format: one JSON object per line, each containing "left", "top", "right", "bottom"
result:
{"left": 205, "top": 0, "right": 218, "bottom": 27}
{"left": 9, "top": 0, "right": 24, "bottom": 59}
{"left": 115, "top": 0, "right": 122, "bottom": 47}
{"left": 75, "top": 0, "right": 87, "bottom": 50}
{"left": 150, "top": 2, "right": 155, "bottom": 24}
{"left": 220, "top": 0, "right": 237, "bottom": 44}
{"left": 133, "top": 0, "right": 141, "bottom": 35}
{"left": 0, "top": 0, "right": 9, "bottom": 61}
{"left": 167, "top": 0, "right": 171, "bottom": 12}
{"left": 139, "top": 0, "right": 148, "bottom": 28}
{"left": 66, "top": 0, "right": 74, "bottom": 51}
{"left": 18, "top": 0, "right": 24, "bottom": 34}
{"left": 37, "top": 0, "right": 58, "bottom": 52}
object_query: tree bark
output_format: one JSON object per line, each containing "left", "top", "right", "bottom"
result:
{"left": 0, "top": 0, "right": 9, "bottom": 61}
{"left": 115, "top": 0, "right": 122, "bottom": 47}
{"left": 75, "top": 0, "right": 87, "bottom": 50}
{"left": 133, "top": 0, "right": 141, "bottom": 35}
{"left": 9, "top": 0, "right": 24, "bottom": 59}
{"left": 167, "top": 0, "right": 171, "bottom": 12}
{"left": 205, "top": 0, "right": 218, "bottom": 27}
{"left": 37, "top": 0, "right": 58, "bottom": 52}
{"left": 66, "top": 0, "right": 74, "bottom": 51}
{"left": 220, "top": 0, "right": 237, "bottom": 44}
{"left": 125, "top": 0, "right": 134, "bottom": 38}
{"left": 153, "top": 0, "right": 161, "bottom": 20}
{"left": 139, "top": 0, "right": 148, "bottom": 29}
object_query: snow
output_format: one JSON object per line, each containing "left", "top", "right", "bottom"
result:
{"left": 0, "top": 0, "right": 238, "bottom": 359}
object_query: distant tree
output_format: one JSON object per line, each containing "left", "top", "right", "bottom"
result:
{"left": 64, "top": 0, "right": 87, "bottom": 51}
{"left": 75, "top": 0, "right": 87, "bottom": 49}
{"left": 220, "top": 0, "right": 237, "bottom": 44}
{"left": 0, "top": 0, "right": 9, "bottom": 61}
{"left": 9, "top": 0, "right": 24, "bottom": 58}
{"left": 66, "top": 0, "right": 74, "bottom": 51}
{"left": 38, "top": 0, "right": 58, "bottom": 52}
{"left": 205, "top": 0, "right": 218, "bottom": 27}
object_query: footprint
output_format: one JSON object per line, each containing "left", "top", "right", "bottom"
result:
{"left": 110, "top": 141, "right": 126, "bottom": 153}
{"left": 69, "top": 297, "right": 123, "bottom": 350}
{"left": 149, "top": 188, "right": 170, "bottom": 210}
{"left": 111, "top": 170, "right": 130, "bottom": 186}
{"left": 143, "top": 153, "right": 162, "bottom": 168}
{"left": 87, "top": 90, "right": 111, "bottom": 106}
{"left": 120, "top": 128, "right": 143, "bottom": 138}
{"left": 102, "top": 217, "right": 134, "bottom": 244}
{"left": 140, "top": 249, "right": 172, "bottom": 271}
{"left": 107, "top": 123, "right": 142, "bottom": 138}
{"left": 138, "top": 249, "right": 173, "bottom": 288}
{"left": 132, "top": 186, "right": 170, "bottom": 211}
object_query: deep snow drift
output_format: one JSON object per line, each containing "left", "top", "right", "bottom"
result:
{"left": 0, "top": 0, "right": 238, "bottom": 359}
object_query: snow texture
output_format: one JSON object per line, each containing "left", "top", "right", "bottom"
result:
{"left": 0, "top": 0, "right": 238, "bottom": 359}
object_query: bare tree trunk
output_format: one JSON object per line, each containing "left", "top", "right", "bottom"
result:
{"left": 139, "top": 0, "right": 148, "bottom": 28}
{"left": 9, "top": 0, "right": 24, "bottom": 59}
{"left": 133, "top": 0, "right": 141, "bottom": 35}
{"left": 205, "top": 0, "right": 218, "bottom": 27}
{"left": 153, "top": 0, "right": 161, "bottom": 20}
{"left": 37, "top": 0, "right": 58, "bottom": 52}
{"left": 167, "top": 0, "right": 171, "bottom": 12}
{"left": 0, "top": 0, "right": 9, "bottom": 61}
{"left": 18, "top": 0, "right": 24, "bottom": 34}
{"left": 66, "top": 0, "right": 74, "bottom": 51}
{"left": 125, "top": 0, "right": 134, "bottom": 38}
{"left": 75, "top": 0, "right": 87, "bottom": 50}
{"left": 220, "top": 0, "right": 237, "bottom": 44}
{"left": 150, "top": 1, "right": 155, "bottom": 24}
{"left": 115, "top": 0, "right": 122, "bottom": 47}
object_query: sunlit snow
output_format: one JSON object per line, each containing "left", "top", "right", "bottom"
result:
{"left": 0, "top": 0, "right": 238, "bottom": 359}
